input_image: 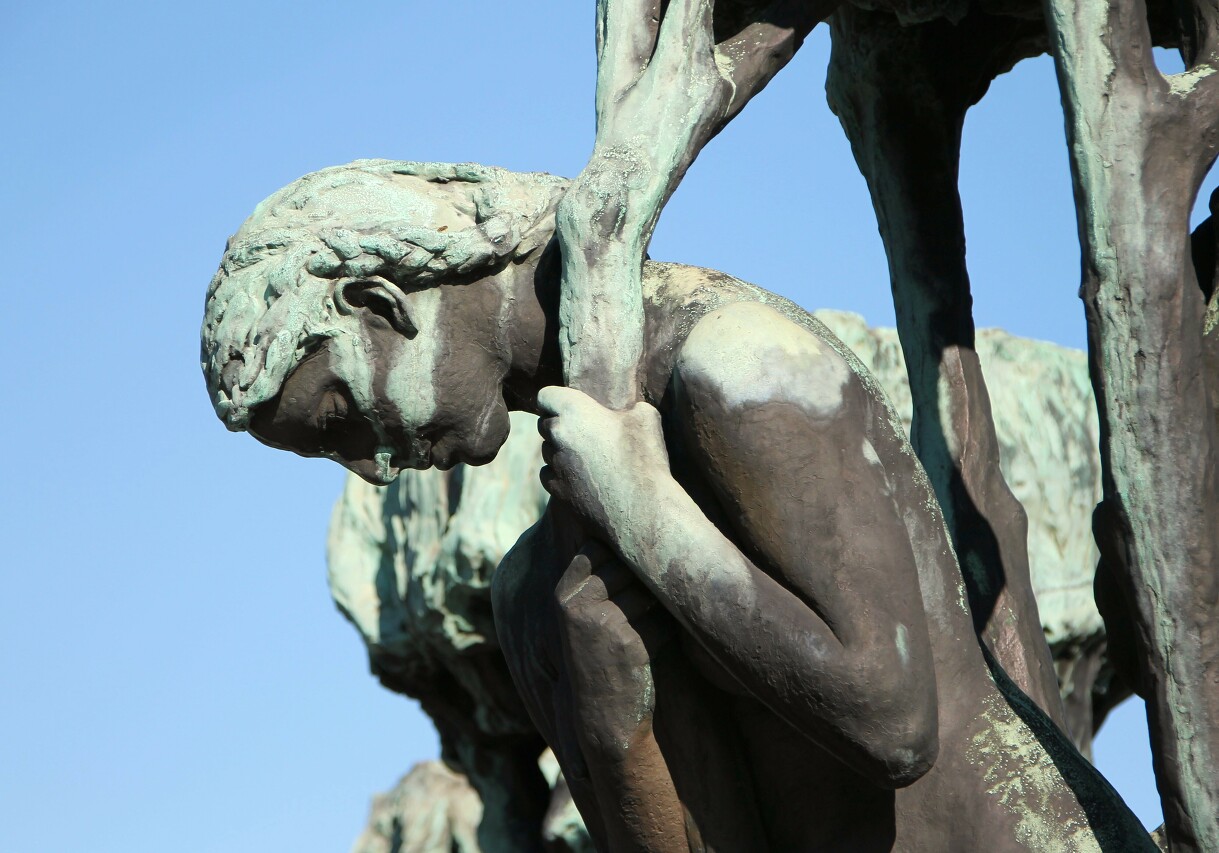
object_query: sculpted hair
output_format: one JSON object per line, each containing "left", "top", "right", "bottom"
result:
{"left": 201, "top": 159, "right": 568, "bottom": 430}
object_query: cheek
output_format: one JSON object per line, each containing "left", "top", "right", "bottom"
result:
{"left": 433, "top": 325, "right": 508, "bottom": 432}
{"left": 432, "top": 284, "right": 506, "bottom": 425}
{"left": 470, "top": 403, "right": 512, "bottom": 463}
{"left": 448, "top": 356, "right": 511, "bottom": 465}
{"left": 382, "top": 289, "right": 442, "bottom": 430}
{"left": 431, "top": 304, "right": 510, "bottom": 458}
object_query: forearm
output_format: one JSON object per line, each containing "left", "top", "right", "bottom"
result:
{"left": 607, "top": 477, "right": 920, "bottom": 780}
{"left": 614, "top": 477, "right": 835, "bottom": 679}
{"left": 535, "top": 385, "right": 937, "bottom": 785}
{"left": 581, "top": 725, "right": 689, "bottom": 853}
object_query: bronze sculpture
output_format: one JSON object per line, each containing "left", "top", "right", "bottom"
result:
{"left": 202, "top": 0, "right": 1219, "bottom": 848}
{"left": 203, "top": 161, "right": 1152, "bottom": 849}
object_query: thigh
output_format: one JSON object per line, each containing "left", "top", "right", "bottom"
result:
{"left": 491, "top": 502, "right": 609, "bottom": 847}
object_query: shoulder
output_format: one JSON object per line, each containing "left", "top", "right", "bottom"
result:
{"left": 674, "top": 300, "right": 860, "bottom": 421}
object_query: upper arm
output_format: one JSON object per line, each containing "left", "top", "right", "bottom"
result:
{"left": 673, "top": 303, "right": 931, "bottom": 657}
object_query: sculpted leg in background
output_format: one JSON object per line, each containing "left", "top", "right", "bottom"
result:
{"left": 826, "top": 4, "right": 1064, "bottom": 722}
{"left": 1198, "top": 198, "right": 1219, "bottom": 436}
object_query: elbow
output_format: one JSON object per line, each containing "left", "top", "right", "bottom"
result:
{"left": 867, "top": 722, "right": 939, "bottom": 789}
{"left": 850, "top": 667, "right": 940, "bottom": 789}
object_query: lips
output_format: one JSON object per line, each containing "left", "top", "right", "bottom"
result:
{"left": 403, "top": 436, "right": 433, "bottom": 470}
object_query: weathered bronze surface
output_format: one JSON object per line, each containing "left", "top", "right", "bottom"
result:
{"left": 202, "top": 1, "right": 1218, "bottom": 849}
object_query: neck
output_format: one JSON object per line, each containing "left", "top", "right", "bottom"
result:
{"left": 502, "top": 241, "right": 565, "bottom": 412}
{"left": 502, "top": 244, "right": 727, "bottom": 412}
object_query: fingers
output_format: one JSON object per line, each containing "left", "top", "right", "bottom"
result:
{"left": 555, "top": 550, "right": 595, "bottom": 606}
{"left": 585, "top": 543, "right": 636, "bottom": 594}
{"left": 576, "top": 539, "right": 616, "bottom": 568}
{"left": 630, "top": 601, "right": 678, "bottom": 656}
{"left": 537, "top": 385, "right": 663, "bottom": 444}
{"left": 538, "top": 464, "right": 564, "bottom": 502}
{"left": 535, "top": 387, "right": 669, "bottom": 524}
{"left": 556, "top": 542, "right": 649, "bottom": 607}
{"left": 556, "top": 563, "right": 674, "bottom": 657}
{"left": 536, "top": 384, "right": 588, "bottom": 418}
{"left": 537, "top": 412, "right": 559, "bottom": 462}
{"left": 537, "top": 384, "right": 660, "bottom": 421}
{"left": 535, "top": 390, "right": 569, "bottom": 488}
{"left": 537, "top": 411, "right": 562, "bottom": 499}
{"left": 536, "top": 388, "right": 583, "bottom": 501}
{"left": 609, "top": 582, "right": 660, "bottom": 622}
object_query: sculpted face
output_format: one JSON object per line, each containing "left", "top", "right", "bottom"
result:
{"left": 248, "top": 274, "right": 514, "bottom": 484}
{"left": 203, "top": 161, "right": 567, "bottom": 484}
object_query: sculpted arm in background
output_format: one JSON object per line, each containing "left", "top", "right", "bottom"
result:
{"left": 541, "top": 304, "right": 940, "bottom": 787}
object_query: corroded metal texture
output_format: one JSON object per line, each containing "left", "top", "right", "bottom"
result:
{"left": 335, "top": 318, "right": 1124, "bottom": 850}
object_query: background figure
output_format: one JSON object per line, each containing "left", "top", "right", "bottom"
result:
{"left": 350, "top": 762, "right": 482, "bottom": 853}
{"left": 332, "top": 316, "right": 1121, "bottom": 852}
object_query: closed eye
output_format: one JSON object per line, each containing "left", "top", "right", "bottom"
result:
{"left": 316, "top": 389, "right": 349, "bottom": 434}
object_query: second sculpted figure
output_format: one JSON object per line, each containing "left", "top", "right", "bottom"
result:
{"left": 202, "top": 161, "right": 1152, "bottom": 851}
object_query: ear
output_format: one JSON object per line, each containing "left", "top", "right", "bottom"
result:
{"left": 335, "top": 279, "right": 417, "bottom": 336}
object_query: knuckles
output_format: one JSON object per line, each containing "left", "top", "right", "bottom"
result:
{"left": 536, "top": 391, "right": 669, "bottom": 529}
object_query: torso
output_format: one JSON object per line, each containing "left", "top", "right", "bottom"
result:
{"left": 494, "top": 263, "right": 1154, "bottom": 853}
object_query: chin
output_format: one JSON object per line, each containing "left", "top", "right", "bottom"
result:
{"left": 454, "top": 445, "right": 499, "bottom": 468}
{"left": 451, "top": 408, "right": 512, "bottom": 469}
{"left": 429, "top": 443, "right": 490, "bottom": 471}
{"left": 431, "top": 449, "right": 460, "bottom": 471}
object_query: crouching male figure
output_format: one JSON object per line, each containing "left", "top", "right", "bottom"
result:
{"left": 202, "top": 159, "right": 1154, "bottom": 852}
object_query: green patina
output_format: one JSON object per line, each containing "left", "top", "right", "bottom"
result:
{"left": 1169, "top": 63, "right": 1218, "bottom": 98}
{"left": 967, "top": 692, "right": 1104, "bottom": 852}
{"left": 895, "top": 623, "right": 910, "bottom": 667}
{"left": 558, "top": 0, "right": 731, "bottom": 409}
{"left": 201, "top": 159, "right": 565, "bottom": 431}
{"left": 1046, "top": 0, "right": 1219, "bottom": 843}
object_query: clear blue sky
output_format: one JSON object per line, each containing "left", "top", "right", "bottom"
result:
{"left": 3, "top": 3, "right": 1205, "bottom": 850}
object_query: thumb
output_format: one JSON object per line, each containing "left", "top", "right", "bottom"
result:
{"left": 555, "top": 550, "right": 596, "bottom": 607}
